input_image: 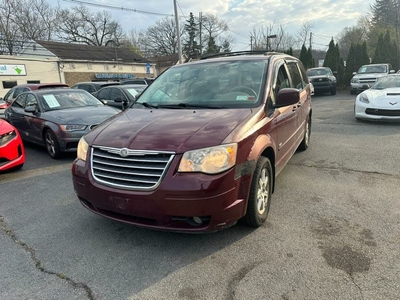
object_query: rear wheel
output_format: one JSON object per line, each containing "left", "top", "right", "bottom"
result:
{"left": 242, "top": 157, "right": 273, "bottom": 227}
{"left": 44, "top": 129, "right": 62, "bottom": 159}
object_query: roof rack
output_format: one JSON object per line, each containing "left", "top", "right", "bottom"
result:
{"left": 200, "top": 50, "right": 286, "bottom": 60}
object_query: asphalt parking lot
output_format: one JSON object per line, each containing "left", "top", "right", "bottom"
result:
{"left": 1, "top": 91, "right": 399, "bottom": 300}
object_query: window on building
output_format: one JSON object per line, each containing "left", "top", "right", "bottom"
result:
{"left": 2, "top": 81, "right": 17, "bottom": 89}
{"left": 27, "top": 80, "right": 40, "bottom": 84}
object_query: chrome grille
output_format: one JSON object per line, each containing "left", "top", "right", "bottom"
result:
{"left": 91, "top": 146, "right": 175, "bottom": 190}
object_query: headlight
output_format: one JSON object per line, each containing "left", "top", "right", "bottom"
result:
{"left": 329, "top": 76, "right": 336, "bottom": 82}
{"left": 178, "top": 143, "right": 237, "bottom": 174}
{"left": 351, "top": 78, "right": 359, "bottom": 83}
{"left": 60, "top": 125, "right": 87, "bottom": 132}
{"left": 358, "top": 94, "right": 369, "bottom": 103}
{"left": 0, "top": 130, "right": 16, "bottom": 146}
{"left": 77, "top": 137, "right": 89, "bottom": 161}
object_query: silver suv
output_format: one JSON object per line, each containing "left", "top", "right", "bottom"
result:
{"left": 350, "top": 63, "right": 394, "bottom": 94}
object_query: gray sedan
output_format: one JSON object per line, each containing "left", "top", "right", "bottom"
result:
{"left": 4, "top": 88, "right": 120, "bottom": 158}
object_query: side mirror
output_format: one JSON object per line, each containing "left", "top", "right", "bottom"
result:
{"left": 24, "top": 106, "right": 37, "bottom": 113}
{"left": 275, "top": 88, "right": 300, "bottom": 108}
{"left": 389, "top": 70, "right": 395, "bottom": 74}
{"left": 114, "top": 97, "right": 123, "bottom": 103}
{"left": 352, "top": 72, "right": 356, "bottom": 75}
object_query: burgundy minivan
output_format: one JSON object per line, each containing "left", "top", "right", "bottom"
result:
{"left": 72, "top": 52, "right": 312, "bottom": 232}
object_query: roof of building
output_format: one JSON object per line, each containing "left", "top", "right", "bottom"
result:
{"left": 149, "top": 53, "right": 180, "bottom": 68}
{"left": 35, "top": 40, "right": 146, "bottom": 63}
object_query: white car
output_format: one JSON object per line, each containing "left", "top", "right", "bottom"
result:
{"left": 354, "top": 74, "right": 400, "bottom": 121}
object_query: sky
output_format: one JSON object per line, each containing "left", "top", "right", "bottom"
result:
{"left": 52, "top": 0, "right": 377, "bottom": 52}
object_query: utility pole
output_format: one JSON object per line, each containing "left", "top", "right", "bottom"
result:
{"left": 199, "top": 12, "right": 202, "bottom": 55}
{"left": 250, "top": 36, "right": 253, "bottom": 51}
{"left": 173, "top": 0, "right": 182, "bottom": 64}
{"left": 309, "top": 32, "right": 312, "bottom": 49}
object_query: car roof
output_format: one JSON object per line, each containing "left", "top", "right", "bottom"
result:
{"left": 11, "top": 83, "right": 69, "bottom": 89}
{"left": 30, "top": 88, "right": 90, "bottom": 95}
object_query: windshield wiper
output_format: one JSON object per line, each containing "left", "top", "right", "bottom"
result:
{"left": 158, "top": 103, "right": 225, "bottom": 109}
{"left": 135, "top": 102, "right": 158, "bottom": 109}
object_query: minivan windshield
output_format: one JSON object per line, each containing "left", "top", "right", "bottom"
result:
{"left": 136, "top": 60, "right": 267, "bottom": 109}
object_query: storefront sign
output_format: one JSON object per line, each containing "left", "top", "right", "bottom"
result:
{"left": 0, "top": 64, "right": 27, "bottom": 76}
{"left": 95, "top": 73, "right": 134, "bottom": 79}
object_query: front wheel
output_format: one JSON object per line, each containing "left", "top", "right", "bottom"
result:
{"left": 330, "top": 87, "right": 336, "bottom": 95}
{"left": 242, "top": 157, "right": 273, "bottom": 227}
{"left": 44, "top": 129, "right": 62, "bottom": 159}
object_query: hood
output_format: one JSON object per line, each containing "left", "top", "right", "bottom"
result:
{"left": 362, "top": 88, "right": 400, "bottom": 108}
{"left": 87, "top": 108, "right": 252, "bottom": 153}
{"left": 43, "top": 106, "right": 120, "bottom": 125}
{"left": 353, "top": 72, "right": 387, "bottom": 79}
{"left": 0, "top": 118, "right": 15, "bottom": 134}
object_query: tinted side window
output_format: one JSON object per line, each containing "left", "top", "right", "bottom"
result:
{"left": 97, "top": 88, "right": 110, "bottom": 100}
{"left": 110, "top": 88, "right": 123, "bottom": 100}
{"left": 26, "top": 94, "right": 38, "bottom": 110}
{"left": 287, "top": 62, "right": 303, "bottom": 90}
{"left": 87, "top": 85, "right": 96, "bottom": 93}
{"left": 4, "top": 89, "right": 16, "bottom": 101}
{"left": 298, "top": 63, "right": 310, "bottom": 87}
{"left": 12, "top": 94, "right": 27, "bottom": 108}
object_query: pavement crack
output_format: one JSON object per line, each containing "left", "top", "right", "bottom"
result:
{"left": 0, "top": 215, "right": 95, "bottom": 300}
{"left": 226, "top": 261, "right": 260, "bottom": 300}
{"left": 289, "top": 163, "right": 399, "bottom": 178}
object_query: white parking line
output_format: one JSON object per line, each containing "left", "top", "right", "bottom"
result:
{"left": 0, "top": 163, "right": 72, "bottom": 184}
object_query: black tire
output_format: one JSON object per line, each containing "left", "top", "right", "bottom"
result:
{"left": 298, "top": 116, "right": 311, "bottom": 151}
{"left": 44, "top": 129, "right": 62, "bottom": 159}
{"left": 242, "top": 157, "right": 273, "bottom": 227}
{"left": 350, "top": 89, "right": 356, "bottom": 95}
{"left": 330, "top": 87, "right": 336, "bottom": 95}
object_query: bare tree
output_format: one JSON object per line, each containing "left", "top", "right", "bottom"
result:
{"left": 55, "top": 5, "right": 124, "bottom": 46}
{"left": 138, "top": 17, "right": 183, "bottom": 57}
{"left": 297, "top": 21, "right": 314, "bottom": 48}
{"left": 250, "top": 22, "right": 295, "bottom": 51}
{"left": 18, "top": 0, "right": 57, "bottom": 41}
{"left": 200, "top": 14, "right": 229, "bottom": 53}
{"left": 0, "top": 0, "right": 23, "bottom": 54}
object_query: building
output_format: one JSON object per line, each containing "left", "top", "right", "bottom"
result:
{"left": 0, "top": 40, "right": 155, "bottom": 97}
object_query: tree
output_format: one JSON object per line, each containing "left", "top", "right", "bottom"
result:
{"left": 306, "top": 47, "right": 315, "bottom": 68}
{"left": 18, "top": 0, "right": 57, "bottom": 41}
{"left": 56, "top": 5, "right": 124, "bottom": 46}
{"left": 138, "top": 17, "right": 183, "bottom": 57}
{"left": 249, "top": 23, "right": 295, "bottom": 51}
{"left": 0, "top": 0, "right": 22, "bottom": 54}
{"left": 297, "top": 21, "right": 313, "bottom": 49}
{"left": 183, "top": 12, "right": 200, "bottom": 59}
{"left": 324, "top": 39, "right": 344, "bottom": 85}
{"left": 299, "top": 44, "right": 308, "bottom": 67}
{"left": 200, "top": 14, "right": 228, "bottom": 54}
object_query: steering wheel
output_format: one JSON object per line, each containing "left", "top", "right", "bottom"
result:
{"left": 230, "top": 86, "right": 257, "bottom": 97}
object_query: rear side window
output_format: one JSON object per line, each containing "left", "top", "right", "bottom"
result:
{"left": 287, "top": 62, "right": 303, "bottom": 90}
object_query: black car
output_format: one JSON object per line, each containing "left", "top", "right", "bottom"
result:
{"left": 120, "top": 78, "right": 155, "bottom": 86}
{"left": 306, "top": 67, "right": 337, "bottom": 95}
{"left": 71, "top": 81, "right": 120, "bottom": 94}
{"left": 94, "top": 85, "right": 146, "bottom": 109}
{"left": 4, "top": 89, "right": 119, "bottom": 158}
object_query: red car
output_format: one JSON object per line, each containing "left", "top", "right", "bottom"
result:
{"left": 72, "top": 52, "right": 312, "bottom": 232}
{"left": 0, "top": 119, "right": 25, "bottom": 172}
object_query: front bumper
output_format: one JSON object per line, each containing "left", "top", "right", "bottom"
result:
{"left": 355, "top": 102, "right": 400, "bottom": 121}
{"left": 72, "top": 156, "right": 252, "bottom": 232}
{"left": 0, "top": 133, "right": 25, "bottom": 171}
{"left": 351, "top": 82, "right": 373, "bottom": 93}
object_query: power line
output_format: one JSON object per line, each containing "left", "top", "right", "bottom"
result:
{"left": 63, "top": 0, "right": 174, "bottom": 17}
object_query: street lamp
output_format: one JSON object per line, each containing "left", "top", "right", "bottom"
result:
{"left": 266, "top": 34, "right": 277, "bottom": 51}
